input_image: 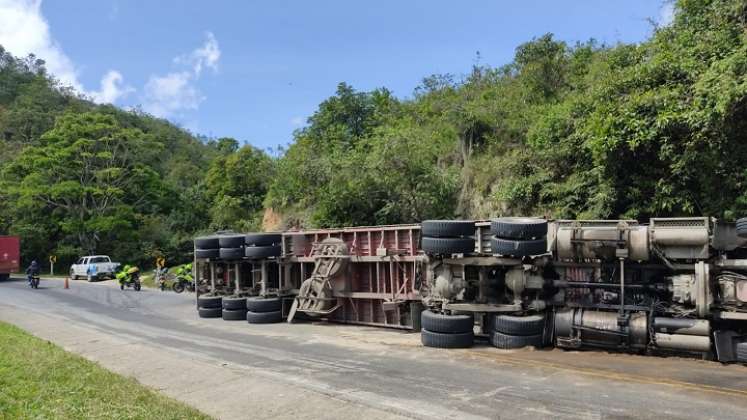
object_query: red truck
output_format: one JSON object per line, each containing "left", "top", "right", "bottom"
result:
{"left": 0, "top": 236, "right": 20, "bottom": 281}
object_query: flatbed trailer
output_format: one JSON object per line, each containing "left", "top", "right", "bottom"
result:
{"left": 193, "top": 217, "right": 747, "bottom": 364}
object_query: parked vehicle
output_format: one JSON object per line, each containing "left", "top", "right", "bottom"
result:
{"left": 172, "top": 277, "right": 195, "bottom": 294}
{"left": 171, "top": 263, "right": 194, "bottom": 293}
{"left": 116, "top": 265, "right": 141, "bottom": 291}
{"left": 0, "top": 236, "right": 20, "bottom": 281}
{"left": 69, "top": 255, "right": 120, "bottom": 281}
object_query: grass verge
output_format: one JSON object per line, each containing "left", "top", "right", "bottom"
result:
{"left": 0, "top": 321, "right": 210, "bottom": 419}
{"left": 139, "top": 273, "right": 157, "bottom": 289}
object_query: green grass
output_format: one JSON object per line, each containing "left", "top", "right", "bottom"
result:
{"left": 139, "top": 273, "right": 175, "bottom": 290}
{"left": 0, "top": 321, "right": 211, "bottom": 419}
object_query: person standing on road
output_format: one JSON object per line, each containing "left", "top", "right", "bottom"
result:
{"left": 26, "top": 260, "right": 40, "bottom": 286}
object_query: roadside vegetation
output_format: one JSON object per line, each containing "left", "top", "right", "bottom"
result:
{"left": 0, "top": 321, "right": 210, "bottom": 419}
{"left": 1, "top": 0, "right": 747, "bottom": 269}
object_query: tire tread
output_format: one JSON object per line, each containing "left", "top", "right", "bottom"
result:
{"left": 246, "top": 310, "right": 283, "bottom": 324}
{"left": 421, "top": 220, "right": 475, "bottom": 238}
{"left": 246, "top": 297, "right": 282, "bottom": 312}
{"left": 421, "top": 310, "right": 474, "bottom": 334}
{"left": 421, "top": 329, "right": 474, "bottom": 348}
{"left": 492, "top": 314, "right": 546, "bottom": 336}
{"left": 490, "top": 331, "right": 543, "bottom": 349}
{"left": 421, "top": 237, "right": 475, "bottom": 255}
{"left": 198, "top": 307, "right": 222, "bottom": 318}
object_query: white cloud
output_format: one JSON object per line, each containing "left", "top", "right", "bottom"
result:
{"left": 143, "top": 71, "right": 203, "bottom": 117}
{"left": 0, "top": 0, "right": 132, "bottom": 103}
{"left": 89, "top": 70, "right": 134, "bottom": 104}
{"left": 658, "top": 2, "right": 675, "bottom": 27}
{"left": 0, "top": 0, "right": 81, "bottom": 90}
{"left": 143, "top": 33, "right": 221, "bottom": 118}
{"left": 0, "top": 1, "right": 220, "bottom": 117}
{"left": 174, "top": 31, "right": 220, "bottom": 76}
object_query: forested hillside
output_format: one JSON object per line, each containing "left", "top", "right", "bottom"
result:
{"left": 0, "top": 50, "right": 270, "bottom": 267}
{"left": 268, "top": 0, "right": 747, "bottom": 228}
{"left": 2, "top": 0, "right": 747, "bottom": 268}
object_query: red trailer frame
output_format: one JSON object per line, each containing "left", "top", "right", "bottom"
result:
{"left": 280, "top": 224, "right": 423, "bottom": 329}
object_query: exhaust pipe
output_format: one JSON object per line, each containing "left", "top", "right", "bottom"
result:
{"left": 653, "top": 318, "right": 710, "bottom": 336}
{"left": 655, "top": 333, "right": 711, "bottom": 352}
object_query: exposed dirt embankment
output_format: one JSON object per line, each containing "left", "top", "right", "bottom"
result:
{"left": 261, "top": 207, "right": 283, "bottom": 232}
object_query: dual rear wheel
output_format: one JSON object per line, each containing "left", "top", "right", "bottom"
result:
{"left": 420, "top": 310, "right": 547, "bottom": 350}
{"left": 420, "top": 310, "right": 474, "bottom": 348}
{"left": 420, "top": 220, "right": 476, "bottom": 255}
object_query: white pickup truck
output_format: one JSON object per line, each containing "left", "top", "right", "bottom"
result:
{"left": 69, "top": 255, "right": 121, "bottom": 281}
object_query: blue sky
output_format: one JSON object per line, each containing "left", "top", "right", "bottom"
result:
{"left": 1, "top": 1, "right": 672, "bottom": 151}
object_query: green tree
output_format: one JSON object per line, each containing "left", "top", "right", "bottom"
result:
{"left": 2, "top": 112, "right": 164, "bottom": 255}
{"left": 205, "top": 144, "right": 275, "bottom": 231}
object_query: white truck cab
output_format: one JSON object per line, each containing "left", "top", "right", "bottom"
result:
{"left": 70, "top": 255, "right": 120, "bottom": 281}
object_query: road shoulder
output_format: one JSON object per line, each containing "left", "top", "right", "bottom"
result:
{"left": 0, "top": 305, "right": 409, "bottom": 420}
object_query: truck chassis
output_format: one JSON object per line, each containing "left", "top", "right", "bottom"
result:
{"left": 194, "top": 217, "right": 747, "bottom": 364}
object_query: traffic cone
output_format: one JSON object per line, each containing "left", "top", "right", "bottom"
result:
{"left": 64, "top": 277, "right": 69, "bottom": 289}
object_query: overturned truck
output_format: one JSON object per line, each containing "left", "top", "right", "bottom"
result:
{"left": 193, "top": 217, "right": 747, "bottom": 364}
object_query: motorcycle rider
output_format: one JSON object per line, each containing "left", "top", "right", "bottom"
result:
{"left": 171, "top": 263, "right": 195, "bottom": 293}
{"left": 26, "top": 260, "right": 40, "bottom": 286}
{"left": 175, "top": 263, "right": 193, "bottom": 280}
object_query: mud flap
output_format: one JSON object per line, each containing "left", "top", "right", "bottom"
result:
{"left": 714, "top": 330, "right": 741, "bottom": 362}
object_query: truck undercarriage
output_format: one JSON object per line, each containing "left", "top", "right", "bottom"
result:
{"left": 193, "top": 217, "right": 747, "bottom": 364}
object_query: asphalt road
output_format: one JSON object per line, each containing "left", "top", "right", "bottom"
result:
{"left": 1, "top": 276, "right": 747, "bottom": 420}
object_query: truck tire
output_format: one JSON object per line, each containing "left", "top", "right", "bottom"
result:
{"left": 218, "top": 235, "right": 245, "bottom": 248}
{"left": 245, "top": 233, "right": 282, "bottom": 246}
{"left": 420, "top": 220, "right": 475, "bottom": 238}
{"left": 490, "top": 217, "right": 547, "bottom": 240}
{"left": 198, "top": 307, "right": 222, "bottom": 318}
{"left": 222, "top": 296, "right": 247, "bottom": 310}
{"left": 198, "top": 295, "right": 222, "bottom": 309}
{"left": 490, "top": 331, "right": 543, "bottom": 349}
{"left": 421, "top": 310, "right": 474, "bottom": 334}
{"left": 421, "top": 329, "right": 474, "bottom": 348}
{"left": 222, "top": 308, "right": 247, "bottom": 321}
{"left": 246, "top": 297, "right": 282, "bottom": 312}
{"left": 421, "top": 237, "right": 474, "bottom": 255}
{"left": 194, "top": 236, "right": 220, "bottom": 249}
{"left": 219, "top": 247, "right": 244, "bottom": 260}
{"left": 737, "top": 218, "right": 747, "bottom": 238}
{"left": 492, "top": 314, "right": 546, "bottom": 336}
{"left": 195, "top": 249, "right": 220, "bottom": 259}
{"left": 246, "top": 310, "right": 283, "bottom": 324}
{"left": 491, "top": 237, "right": 546, "bottom": 257}
{"left": 244, "top": 245, "right": 281, "bottom": 259}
